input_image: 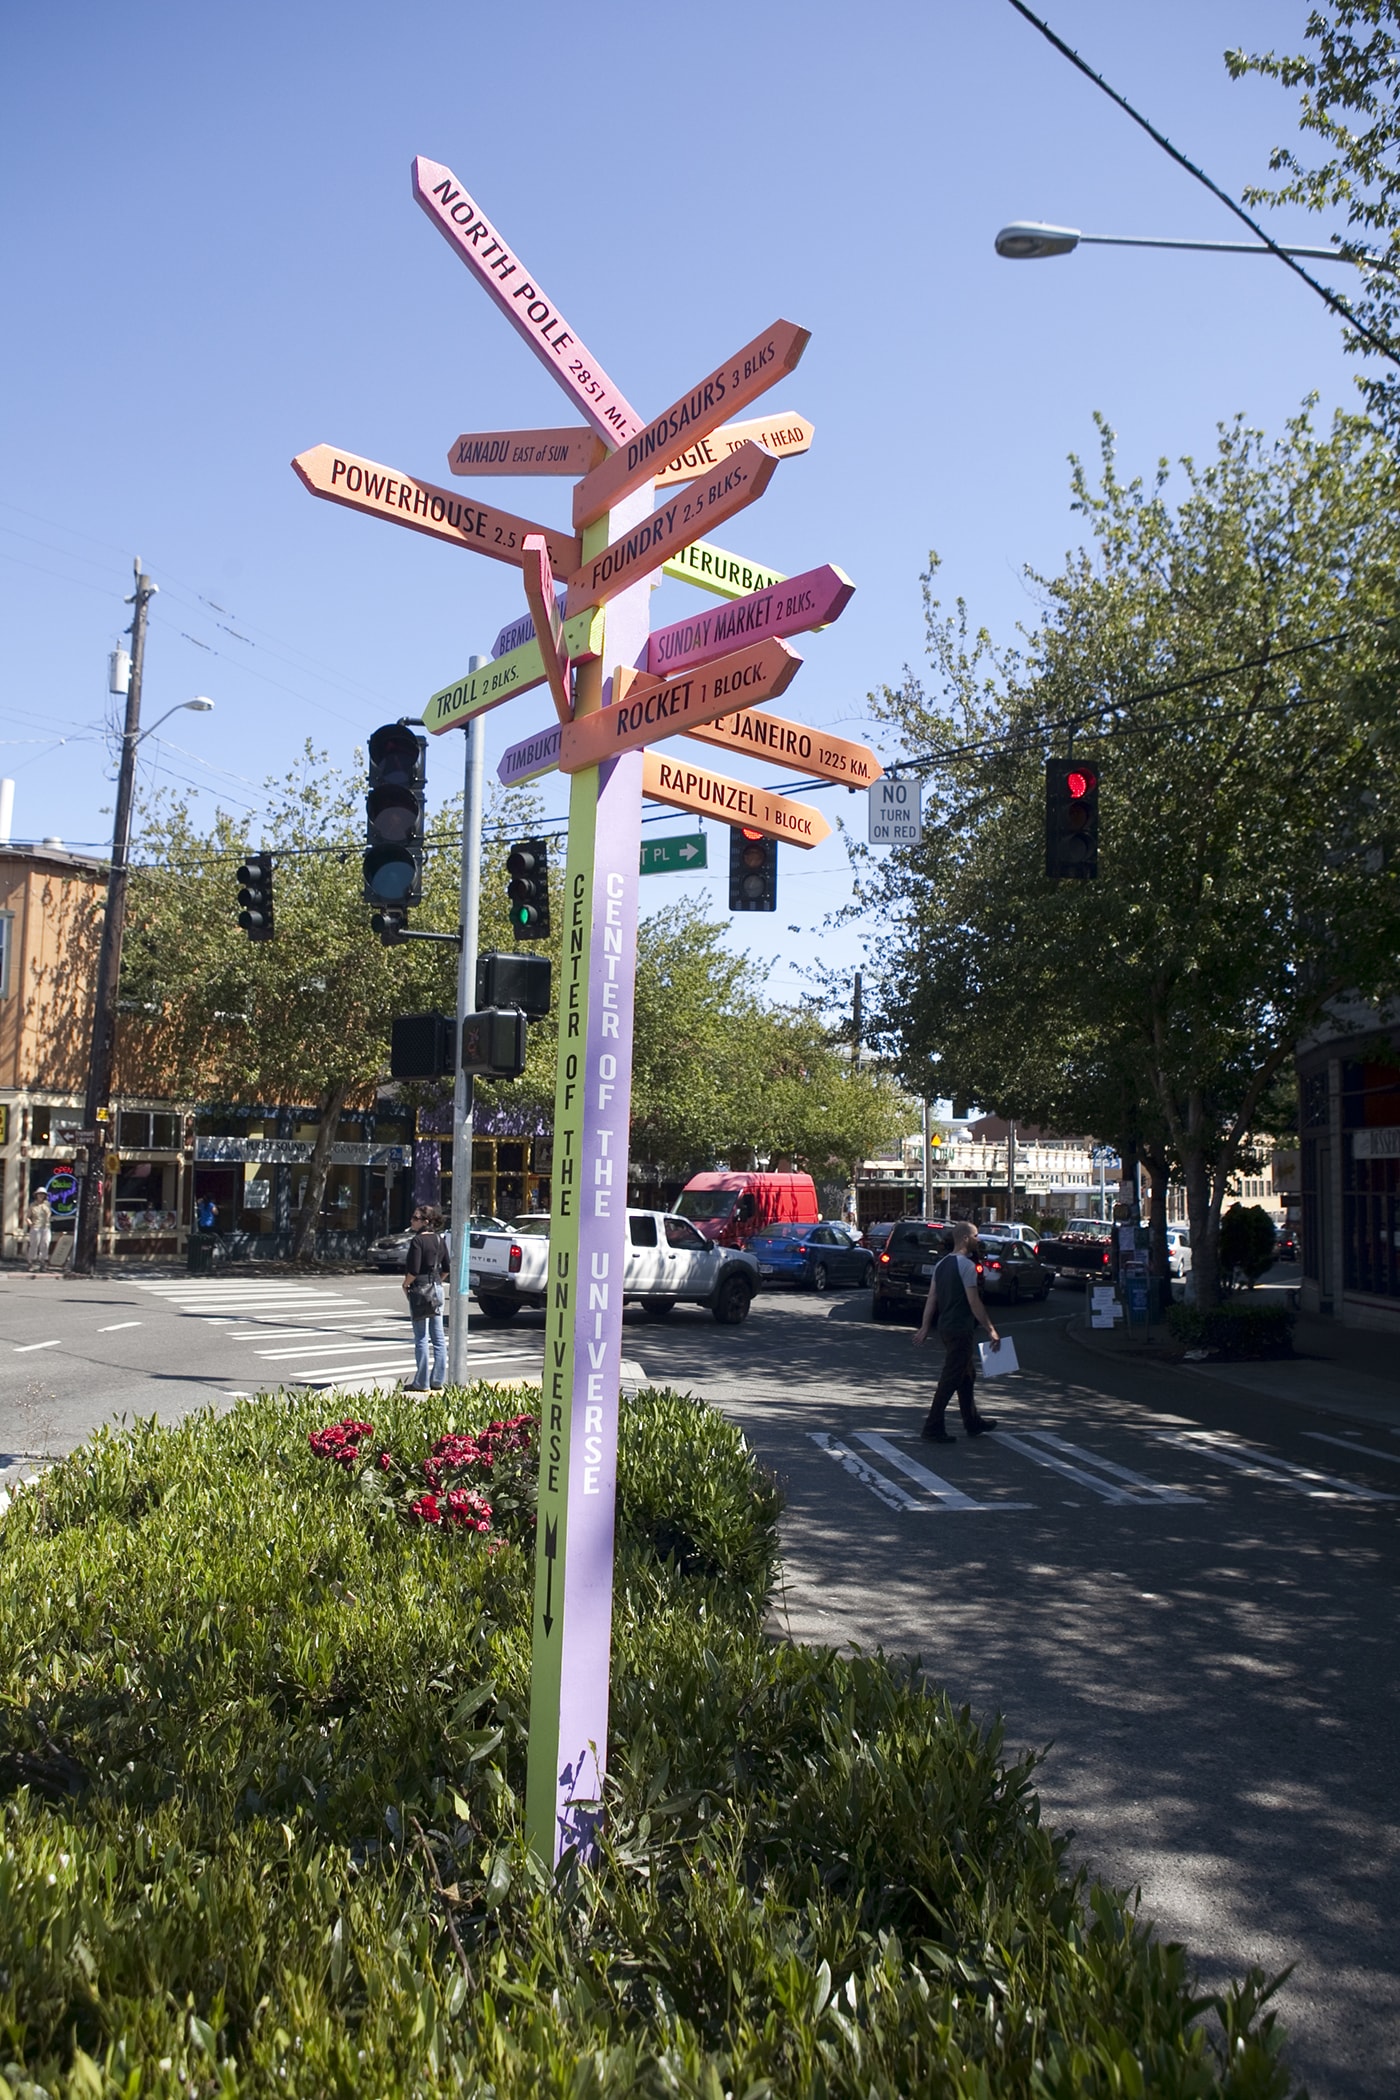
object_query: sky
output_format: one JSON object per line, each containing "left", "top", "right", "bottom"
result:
{"left": 1, "top": 1, "right": 1359, "bottom": 1015}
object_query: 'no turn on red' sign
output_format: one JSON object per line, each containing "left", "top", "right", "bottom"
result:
{"left": 868, "top": 777, "right": 922, "bottom": 844}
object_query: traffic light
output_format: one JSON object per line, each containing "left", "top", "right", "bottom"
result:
{"left": 477, "top": 952, "right": 553, "bottom": 1018}
{"left": 370, "top": 908, "right": 407, "bottom": 947}
{"left": 236, "top": 852, "right": 274, "bottom": 941}
{"left": 390, "top": 1012, "right": 454, "bottom": 1079}
{"left": 461, "top": 1008, "right": 529, "bottom": 1078}
{"left": 505, "top": 839, "right": 551, "bottom": 940}
{"left": 729, "top": 825, "right": 777, "bottom": 911}
{"left": 364, "top": 723, "right": 427, "bottom": 909}
{"left": 1045, "top": 760, "right": 1099, "bottom": 880}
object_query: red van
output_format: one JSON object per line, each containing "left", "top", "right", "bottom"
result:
{"left": 675, "top": 1170, "right": 820, "bottom": 1248}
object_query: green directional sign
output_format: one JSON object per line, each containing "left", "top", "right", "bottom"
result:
{"left": 640, "top": 832, "right": 707, "bottom": 875}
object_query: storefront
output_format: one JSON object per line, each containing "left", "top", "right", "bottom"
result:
{"left": 1298, "top": 1023, "right": 1400, "bottom": 1328}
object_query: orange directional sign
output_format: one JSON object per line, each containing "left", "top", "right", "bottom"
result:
{"left": 292, "top": 446, "right": 581, "bottom": 575}
{"left": 447, "top": 427, "right": 608, "bottom": 477}
{"left": 654, "top": 412, "right": 814, "bottom": 488}
{"left": 522, "top": 536, "right": 572, "bottom": 724}
{"left": 572, "top": 320, "right": 809, "bottom": 528}
{"left": 560, "top": 639, "right": 802, "bottom": 774}
{"left": 685, "top": 709, "right": 883, "bottom": 786}
{"left": 641, "top": 750, "right": 830, "bottom": 848}
{"left": 564, "top": 442, "right": 776, "bottom": 619}
{"left": 412, "top": 159, "right": 643, "bottom": 444}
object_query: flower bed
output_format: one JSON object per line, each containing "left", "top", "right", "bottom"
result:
{"left": 0, "top": 1384, "right": 1298, "bottom": 2096}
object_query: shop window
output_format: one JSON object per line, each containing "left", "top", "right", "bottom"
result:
{"left": 151, "top": 1112, "right": 179, "bottom": 1150}
{"left": 118, "top": 1111, "right": 151, "bottom": 1149}
{"left": 114, "top": 1160, "right": 176, "bottom": 1236}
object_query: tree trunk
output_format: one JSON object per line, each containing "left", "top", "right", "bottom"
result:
{"left": 1182, "top": 1143, "right": 1216, "bottom": 1308}
{"left": 1140, "top": 1143, "right": 1172, "bottom": 1317}
{"left": 290, "top": 1080, "right": 350, "bottom": 1262}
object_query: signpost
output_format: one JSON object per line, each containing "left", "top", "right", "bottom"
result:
{"left": 641, "top": 750, "right": 831, "bottom": 846}
{"left": 560, "top": 639, "right": 802, "bottom": 774}
{"left": 295, "top": 155, "right": 858, "bottom": 1869}
{"left": 641, "top": 833, "right": 706, "bottom": 873}
{"left": 654, "top": 413, "right": 814, "bottom": 487}
{"left": 563, "top": 443, "right": 776, "bottom": 618}
{"left": 571, "top": 320, "right": 809, "bottom": 527}
{"left": 292, "top": 446, "right": 580, "bottom": 575}
{"left": 868, "top": 777, "right": 923, "bottom": 844}
{"left": 686, "top": 710, "right": 882, "bottom": 786}
{"left": 661, "top": 539, "right": 786, "bottom": 598}
{"left": 646, "top": 563, "right": 855, "bottom": 678}
{"left": 448, "top": 427, "right": 606, "bottom": 477}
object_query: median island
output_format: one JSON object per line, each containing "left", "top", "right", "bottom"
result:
{"left": 0, "top": 1385, "right": 1298, "bottom": 2095}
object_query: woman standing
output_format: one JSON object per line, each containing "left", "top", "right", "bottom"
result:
{"left": 24, "top": 1190, "right": 52, "bottom": 1275}
{"left": 402, "top": 1203, "right": 450, "bottom": 1392}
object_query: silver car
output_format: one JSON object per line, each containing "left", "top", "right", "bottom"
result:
{"left": 366, "top": 1215, "right": 506, "bottom": 1271}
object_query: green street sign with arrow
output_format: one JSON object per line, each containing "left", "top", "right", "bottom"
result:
{"left": 640, "top": 832, "right": 707, "bottom": 875}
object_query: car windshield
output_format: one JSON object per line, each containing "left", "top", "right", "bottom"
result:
{"left": 676, "top": 1189, "right": 738, "bottom": 1222}
{"left": 751, "top": 1222, "right": 812, "bottom": 1242}
{"left": 510, "top": 1216, "right": 551, "bottom": 1237}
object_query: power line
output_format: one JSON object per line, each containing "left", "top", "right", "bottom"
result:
{"left": 1004, "top": 0, "right": 1400, "bottom": 368}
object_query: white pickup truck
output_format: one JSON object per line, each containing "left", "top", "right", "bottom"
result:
{"left": 470, "top": 1210, "right": 760, "bottom": 1325}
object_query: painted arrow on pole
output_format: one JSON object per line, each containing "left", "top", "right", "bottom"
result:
{"left": 447, "top": 427, "right": 607, "bottom": 477}
{"left": 425, "top": 637, "right": 549, "bottom": 736}
{"left": 662, "top": 539, "right": 786, "bottom": 598}
{"left": 646, "top": 563, "right": 855, "bottom": 678}
{"left": 291, "top": 446, "right": 581, "bottom": 576}
{"left": 564, "top": 443, "right": 776, "bottom": 619}
{"left": 413, "top": 158, "right": 643, "bottom": 444}
{"left": 571, "top": 319, "right": 809, "bottom": 528}
{"left": 654, "top": 412, "right": 814, "bottom": 488}
{"left": 685, "top": 709, "right": 883, "bottom": 785}
{"left": 560, "top": 639, "right": 802, "bottom": 774}
{"left": 523, "top": 536, "right": 573, "bottom": 725}
{"left": 642, "top": 750, "right": 831, "bottom": 847}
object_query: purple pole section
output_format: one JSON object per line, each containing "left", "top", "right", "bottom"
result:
{"left": 550, "top": 489, "right": 652, "bottom": 1855}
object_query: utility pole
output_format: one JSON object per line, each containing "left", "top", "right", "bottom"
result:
{"left": 447, "top": 662, "right": 486, "bottom": 1385}
{"left": 1006, "top": 1118, "right": 1017, "bottom": 1223}
{"left": 851, "top": 968, "right": 862, "bottom": 1066}
{"left": 921, "top": 1097, "right": 931, "bottom": 1217}
{"left": 74, "top": 561, "right": 156, "bottom": 1276}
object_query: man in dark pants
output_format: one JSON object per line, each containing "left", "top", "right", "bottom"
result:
{"left": 913, "top": 1221, "right": 1001, "bottom": 1442}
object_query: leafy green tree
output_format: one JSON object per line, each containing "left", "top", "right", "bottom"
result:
{"left": 860, "top": 406, "right": 1400, "bottom": 1304}
{"left": 1228, "top": 5, "right": 1400, "bottom": 431}
{"left": 1219, "top": 1202, "right": 1278, "bottom": 1289}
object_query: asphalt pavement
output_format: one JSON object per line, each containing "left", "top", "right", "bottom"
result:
{"left": 1, "top": 1261, "right": 1396, "bottom": 2098}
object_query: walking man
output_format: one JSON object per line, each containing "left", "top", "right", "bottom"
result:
{"left": 913, "top": 1221, "right": 1000, "bottom": 1442}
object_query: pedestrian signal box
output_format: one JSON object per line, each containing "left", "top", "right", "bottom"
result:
{"left": 390, "top": 1012, "right": 454, "bottom": 1080}
{"left": 461, "top": 1008, "right": 528, "bottom": 1079}
{"left": 1045, "top": 760, "right": 1099, "bottom": 880}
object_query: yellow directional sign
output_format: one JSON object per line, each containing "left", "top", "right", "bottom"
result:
{"left": 661, "top": 538, "right": 786, "bottom": 599}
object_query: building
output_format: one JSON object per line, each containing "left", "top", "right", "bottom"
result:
{"left": 854, "top": 1120, "right": 1117, "bottom": 1227}
{"left": 1296, "top": 999, "right": 1400, "bottom": 1330}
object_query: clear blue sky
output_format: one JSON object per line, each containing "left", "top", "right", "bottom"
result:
{"left": 1, "top": 1, "right": 1354, "bottom": 1011}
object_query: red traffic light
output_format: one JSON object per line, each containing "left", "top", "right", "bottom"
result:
{"left": 1066, "top": 769, "right": 1096, "bottom": 799}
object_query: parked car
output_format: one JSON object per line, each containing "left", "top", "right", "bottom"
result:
{"left": 1275, "top": 1227, "right": 1298, "bottom": 1262}
{"left": 870, "top": 1219, "right": 956, "bottom": 1322}
{"left": 675, "top": 1169, "right": 819, "bottom": 1248}
{"left": 749, "top": 1219, "right": 874, "bottom": 1292}
{"left": 470, "top": 1210, "right": 759, "bottom": 1323}
{"left": 974, "top": 1234, "right": 1052, "bottom": 1303}
{"left": 366, "top": 1214, "right": 506, "bottom": 1271}
{"left": 989, "top": 1222, "right": 1042, "bottom": 1252}
{"left": 860, "top": 1220, "right": 900, "bottom": 1256}
{"left": 1165, "top": 1226, "right": 1193, "bottom": 1279}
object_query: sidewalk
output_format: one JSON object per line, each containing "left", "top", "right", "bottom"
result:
{"left": 1066, "top": 1302, "right": 1400, "bottom": 1432}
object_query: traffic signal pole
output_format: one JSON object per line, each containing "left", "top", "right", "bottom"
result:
{"left": 447, "top": 661, "right": 486, "bottom": 1388}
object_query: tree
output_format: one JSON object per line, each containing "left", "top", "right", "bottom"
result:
{"left": 860, "top": 406, "right": 1400, "bottom": 1305}
{"left": 1228, "top": 5, "right": 1400, "bottom": 433}
{"left": 1219, "top": 1202, "right": 1278, "bottom": 1289}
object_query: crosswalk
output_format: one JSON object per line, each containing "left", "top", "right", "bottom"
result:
{"left": 133, "top": 1277, "right": 545, "bottom": 1392}
{"left": 812, "top": 1420, "right": 1398, "bottom": 1516}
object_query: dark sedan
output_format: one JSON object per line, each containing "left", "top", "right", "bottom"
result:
{"left": 749, "top": 1220, "right": 874, "bottom": 1292}
{"left": 974, "top": 1234, "right": 1052, "bottom": 1303}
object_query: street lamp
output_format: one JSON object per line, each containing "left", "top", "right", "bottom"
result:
{"left": 994, "top": 220, "right": 1383, "bottom": 267}
{"left": 73, "top": 554, "right": 215, "bottom": 1275}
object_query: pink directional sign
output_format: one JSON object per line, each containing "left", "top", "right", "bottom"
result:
{"left": 292, "top": 446, "right": 581, "bottom": 576}
{"left": 572, "top": 319, "right": 809, "bottom": 528}
{"left": 448, "top": 427, "right": 607, "bottom": 477}
{"left": 499, "top": 721, "right": 561, "bottom": 786}
{"left": 563, "top": 443, "right": 776, "bottom": 620}
{"left": 413, "top": 159, "right": 643, "bottom": 445}
{"left": 646, "top": 563, "right": 855, "bottom": 679}
{"left": 560, "top": 638, "right": 802, "bottom": 774}
{"left": 522, "top": 536, "right": 572, "bottom": 724}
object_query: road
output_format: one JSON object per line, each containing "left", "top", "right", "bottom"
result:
{"left": 1, "top": 1262, "right": 1396, "bottom": 2099}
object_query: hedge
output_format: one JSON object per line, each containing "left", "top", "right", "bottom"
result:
{"left": 0, "top": 1383, "right": 1300, "bottom": 2096}
{"left": 1166, "top": 1302, "right": 1296, "bottom": 1358}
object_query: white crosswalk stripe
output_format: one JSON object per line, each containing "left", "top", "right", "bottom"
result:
{"left": 1157, "top": 1429, "right": 1398, "bottom": 1501}
{"left": 1001, "top": 1428, "right": 1200, "bottom": 1505}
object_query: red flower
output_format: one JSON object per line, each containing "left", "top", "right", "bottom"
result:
{"left": 444, "top": 1486, "right": 492, "bottom": 1533}
{"left": 309, "top": 1417, "right": 376, "bottom": 1469}
{"left": 408, "top": 1492, "right": 442, "bottom": 1525}
{"left": 377, "top": 1451, "right": 392, "bottom": 1471}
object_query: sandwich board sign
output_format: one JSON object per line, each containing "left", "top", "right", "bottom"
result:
{"left": 294, "top": 152, "right": 859, "bottom": 1870}
{"left": 868, "top": 777, "right": 922, "bottom": 844}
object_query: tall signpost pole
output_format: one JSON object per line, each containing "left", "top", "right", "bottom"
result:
{"left": 447, "top": 662, "right": 486, "bottom": 1388}
{"left": 294, "top": 155, "right": 861, "bottom": 1867}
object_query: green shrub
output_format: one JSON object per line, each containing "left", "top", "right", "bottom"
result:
{"left": 1166, "top": 1301, "right": 1295, "bottom": 1357}
{"left": 0, "top": 1384, "right": 1299, "bottom": 2096}
{"left": 1219, "top": 1203, "right": 1278, "bottom": 1287}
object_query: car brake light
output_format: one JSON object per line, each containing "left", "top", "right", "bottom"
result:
{"left": 1100, "top": 1250, "right": 1109, "bottom": 1265}
{"left": 508, "top": 1242, "right": 522, "bottom": 1273}
{"left": 985, "top": 1260, "right": 1001, "bottom": 1270}
{"left": 878, "top": 1251, "right": 890, "bottom": 1264}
